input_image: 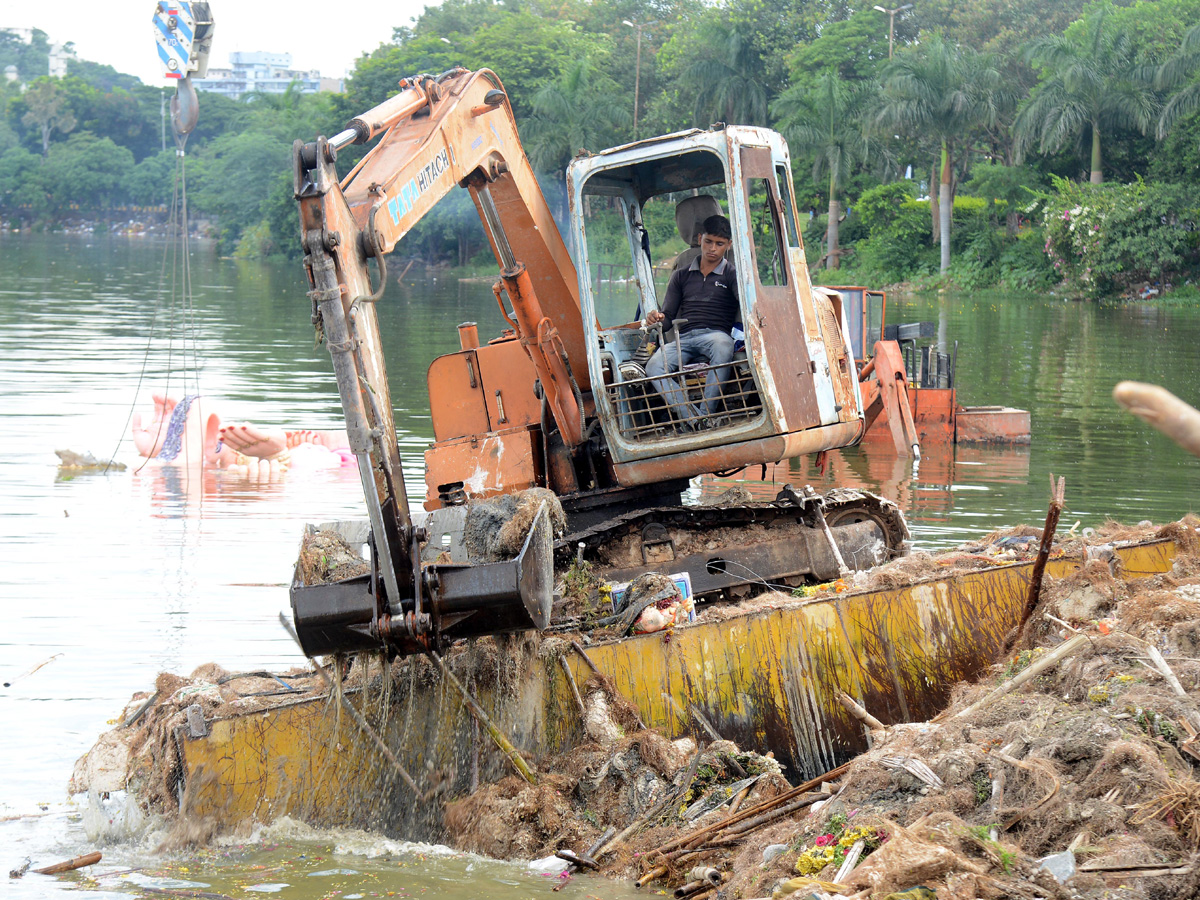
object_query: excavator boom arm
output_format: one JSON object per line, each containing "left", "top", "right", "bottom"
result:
{"left": 293, "top": 68, "right": 586, "bottom": 628}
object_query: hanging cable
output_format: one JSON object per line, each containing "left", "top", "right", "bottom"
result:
{"left": 113, "top": 74, "right": 205, "bottom": 488}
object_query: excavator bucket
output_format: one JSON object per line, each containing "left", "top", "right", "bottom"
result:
{"left": 289, "top": 503, "right": 554, "bottom": 658}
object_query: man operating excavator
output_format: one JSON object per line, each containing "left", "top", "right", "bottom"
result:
{"left": 645, "top": 213, "right": 739, "bottom": 430}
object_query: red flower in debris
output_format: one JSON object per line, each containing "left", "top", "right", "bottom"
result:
{"left": 815, "top": 834, "right": 836, "bottom": 847}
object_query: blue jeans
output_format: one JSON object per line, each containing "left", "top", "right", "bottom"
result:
{"left": 646, "top": 328, "right": 736, "bottom": 422}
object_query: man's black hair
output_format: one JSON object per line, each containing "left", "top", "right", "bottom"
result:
{"left": 702, "top": 214, "right": 732, "bottom": 241}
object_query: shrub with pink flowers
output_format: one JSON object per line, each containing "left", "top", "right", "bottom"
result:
{"left": 1040, "top": 176, "right": 1200, "bottom": 299}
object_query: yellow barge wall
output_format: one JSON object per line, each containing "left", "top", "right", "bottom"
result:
{"left": 179, "top": 540, "right": 1176, "bottom": 837}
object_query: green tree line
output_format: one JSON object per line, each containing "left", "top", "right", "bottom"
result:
{"left": 1, "top": 0, "right": 1198, "bottom": 298}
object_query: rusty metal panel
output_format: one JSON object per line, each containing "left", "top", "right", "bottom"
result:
{"left": 428, "top": 340, "right": 539, "bottom": 443}
{"left": 910, "top": 387, "right": 956, "bottom": 444}
{"left": 428, "top": 351, "right": 490, "bottom": 442}
{"left": 739, "top": 144, "right": 819, "bottom": 429}
{"left": 613, "top": 420, "right": 862, "bottom": 485}
{"left": 424, "top": 426, "right": 542, "bottom": 508}
{"left": 477, "top": 339, "right": 540, "bottom": 432}
{"left": 956, "top": 406, "right": 1032, "bottom": 445}
{"left": 863, "top": 386, "right": 957, "bottom": 445}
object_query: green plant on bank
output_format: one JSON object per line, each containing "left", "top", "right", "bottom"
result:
{"left": 971, "top": 770, "right": 992, "bottom": 806}
{"left": 1130, "top": 706, "right": 1181, "bottom": 746}
{"left": 962, "top": 824, "right": 1015, "bottom": 873}
{"left": 561, "top": 558, "right": 604, "bottom": 619}
{"left": 1003, "top": 648, "right": 1043, "bottom": 679}
{"left": 1040, "top": 175, "right": 1200, "bottom": 299}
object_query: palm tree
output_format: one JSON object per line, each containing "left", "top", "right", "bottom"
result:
{"left": 1156, "top": 22, "right": 1200, "bottom": 139}
{"left": 523, "top": 59, "right": 631, "bottom": 216}
{"left": 875, "top": 36, "right": 1008, "bottom": 274}
{"left": 1013, "top": 5, "right": 1158, "bottom": 184}
{"left": 773, "top": 71, "right": 871, "bottom": 269}
{"left": 682, "top": 20, "right": 770, "bottom": 127}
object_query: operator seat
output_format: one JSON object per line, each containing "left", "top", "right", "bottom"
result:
{"left": 671, "top": 195, "right": 723, "bottom": 271}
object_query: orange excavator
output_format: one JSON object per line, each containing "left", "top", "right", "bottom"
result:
{"left": 290, "top": 68, "right": 909, "bottom": 657}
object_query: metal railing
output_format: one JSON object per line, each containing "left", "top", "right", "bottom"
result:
{"left": 606, "top": 358, "right": 763, "bottom": 442}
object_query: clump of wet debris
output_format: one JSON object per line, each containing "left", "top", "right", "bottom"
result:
{"left": 437, "top": 517, "right": 1200, "bottom": 900}
{"left": 68, "top": 663, "right": 329, "bottom": 845}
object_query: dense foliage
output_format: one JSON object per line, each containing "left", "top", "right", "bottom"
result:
{"left": 0, "top": 0, "right": 1198, "bottom": 298}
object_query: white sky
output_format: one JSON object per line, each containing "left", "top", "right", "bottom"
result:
{"left": 5, "top": 1, "right": 427, "bottom": 85}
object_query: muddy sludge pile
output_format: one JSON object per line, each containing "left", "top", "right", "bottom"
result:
{"left": 436, "top": 518, "right": 1200, "bottom": 900}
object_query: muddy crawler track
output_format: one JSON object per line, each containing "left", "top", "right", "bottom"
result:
{"left": 553, "top": 488, "right": 909, "bottom": 602}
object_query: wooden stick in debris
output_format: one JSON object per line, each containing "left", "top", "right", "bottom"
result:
{"left": 571, "top": 640, "right": 603, "bottom": 676}
{"left": 834, "top": 839, "right": 865, "bottom": 883}
{"left": 428, "top": 651, "right": 536, "bottom": 785}
{"left": 278, "top": 613, "right": 426, "bottom": 798}
{"left": 652, "top": 762, "right": 850, "bottom": 859}
{"left": 837, "top": 692, "right": 885, "bottom": 731}
{"left": 711, "top": 793, "right": 822, "bottom": 839}
{"left": 555, "top": 850, "right": 600, "bottom": 870}
{"left": 138, "top": 888, "right": 236, "bottom": 900}
{"left": 559, "top": 655, "right": 587, "bottom": 721}
{"left": 1010, "top": 475, "right": 1065, "bottom": 650}
{"left": 1044, "top": 613, "right": 1081, "bottom": 634}
{"left": 1145, "top": 645, "right": 1188, "bottom": 698}
{"left": 553, "top": 826, "right": 616, "bottom": 891}
{"left": 32, "top": 852, "right": 102, "bottom": 875}
{"left": 1113, "top": 381, "right": 1200, "bottom": 459}
{"left": 122, "top": 690, "right": 160, "bottom": 728}
{"left": 728, "top": 780, "right": 755, "bottom": 815}
{"left": 952, "top": 633, "right": 1090, "bottom": 721}
{"left": 635, "top": 864, "right": 669, "bottom": 888}
{"left": 687, "top": 702, "right": 724, "bottom": 743}
{"left": 1080, "top": 861, "right": 1193, "bottom": 874}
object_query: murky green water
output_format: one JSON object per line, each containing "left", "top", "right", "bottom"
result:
{"left": 0, "top": 233, "right": 1197, "bottom": 896}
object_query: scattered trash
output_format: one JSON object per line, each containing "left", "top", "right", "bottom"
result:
{"left": 54, "top": 449, "right": 125, "bottom": 472}
{"left": 1038, "top": 849, "right": 1077, "bottom": 882}
{"left": 763, "top": 843, "right": 789, "bottom": 863}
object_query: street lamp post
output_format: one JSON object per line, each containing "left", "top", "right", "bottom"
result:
{"left": 622, "top": 19, "right": 655, "bottom": 139}
{"left": 873, "top": 4, "right": 913, "bottom": 58}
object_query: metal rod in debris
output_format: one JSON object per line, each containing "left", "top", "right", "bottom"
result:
{"left": 277, "top": 613, "right": 425, "bottom": 798}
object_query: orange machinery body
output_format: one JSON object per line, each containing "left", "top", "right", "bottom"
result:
{"left": 424, "top": 118, "right": 869, "bottom": 513}
{"left": 831, "top": 286, "right": 1030, "bottom": 451}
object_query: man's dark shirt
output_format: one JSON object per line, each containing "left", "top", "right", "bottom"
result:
{"left": 660, "top": 256, "right": 740, "bottom": 334}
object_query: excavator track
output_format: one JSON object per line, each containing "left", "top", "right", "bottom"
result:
{"left": 555, "top": 487, "right": 909, "bottom": 602}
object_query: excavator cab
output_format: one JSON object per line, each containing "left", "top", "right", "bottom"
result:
{"left": 567, "top": 127, "right": 866, "bottom": 487}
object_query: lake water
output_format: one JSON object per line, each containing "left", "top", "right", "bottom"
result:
{"left": 1, "top": 233, "right": 1197, "bottom": 897}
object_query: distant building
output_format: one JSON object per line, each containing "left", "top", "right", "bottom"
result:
{"left": 1, "top": 27, "right": 34, "bottom": 44}
{"left": 194, "top": 50, "right": 320, "bottom": 99}
{"left": 319, "top": 75, "right": 344, "bottom": 94}
{"left": 48, "top": 42, "right": 70, "bottom": 78}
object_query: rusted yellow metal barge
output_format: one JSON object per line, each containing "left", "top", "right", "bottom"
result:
{"left": 178, "top": 539, "right": 1176, "bottom": 838}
